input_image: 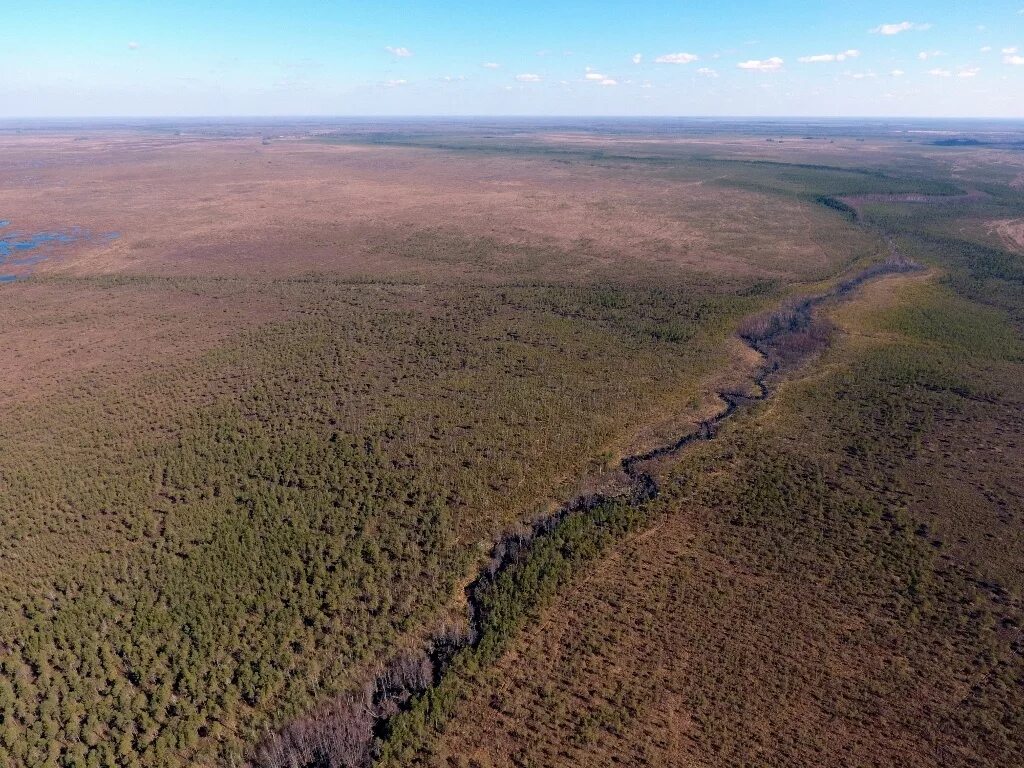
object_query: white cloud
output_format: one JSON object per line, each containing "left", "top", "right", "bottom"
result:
{"left": 891, "top": 69, "right": 906, "bottom": 76}
{"left": 927, "top": 68, "right": 952, "bottom": 77}
{"left": 959, "top": 67, "right": 981, "bottom": 78}
{"left": 515, "top": 73, "right": 542, "bottom": 82}
{"left": 385, "top": 46, "right": 412, "bottom": 58}
{"left": 482, "top": 62, "right": 500, "bottom": 69}
{"left": 632, "top": 53, "right": 643, "bottom": 64}
{"left": 981, "top": 46, "right": 993, "bottom": 53}
{"left": 599, "top": 78, "right": 618, "bottom": 86}
{"left": 127, "top": 41, "right": 140, "bottom": 50}
{"left": 655, "top": 52, "right": 699, "bottom": 64}
{"left": 384, "top": 79, "right": 408, "bottom": 87}
{"left": 1003, "top": 47, "right": 1019, "bottom": 54}
{"left": 918, "top": 50, "right": 944, "bottom": 60}
{"left": 737, "top": 57, "right": 784, "bottom": 71}
{"left": 585, "top": 72, "right": 606, "bottom": 80}
{"left": 798, "top": 49, "right": 859, "bottom": 63}
{"left": 850, "top": 72, "right": 877, "bottom": 79}
{"left": 1006, "top": 54, "right": 1024, "bottom": 65}
{"left": 697, "top": 67, "right": 719, "bottom": 77}
{"left": 441, "top": 75, "right": 467, "bottom": 82}
{"left": 871, "top": 21, "right": 931, "bottom": 35}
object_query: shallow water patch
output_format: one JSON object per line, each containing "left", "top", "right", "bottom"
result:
{"left": 0, "top": 221, "right": 119, "bottom": 282}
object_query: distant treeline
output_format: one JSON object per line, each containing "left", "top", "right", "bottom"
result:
{"left": 813, "top": 195, "right": 859, "bottom": 221}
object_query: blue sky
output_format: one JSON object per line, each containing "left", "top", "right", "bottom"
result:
{"left": 2, "top": 1, "right": 1023, "bottom": 117}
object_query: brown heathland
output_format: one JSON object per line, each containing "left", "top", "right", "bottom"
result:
{"left": 0, "top": 134, "right": 867, "bottom": 282}
{"left": 2, "top": 124, "right": 1020, "bottom": 768}
{"left": 425, "top": 271, "right": 1024, "bottom": 768}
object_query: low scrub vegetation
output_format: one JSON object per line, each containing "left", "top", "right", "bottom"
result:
{"left": 368, "top": 143, "right": 1024, "bottom": 767}
{"left": 376, "top": 499, "right": 648, "bottom": 767}
{"left": 414, "top": 268, "right": 1024, "bottom": 767}
{"left": 1, "top": 125, "right": 1021, "bottom": 768}
{"left": 0, "top": 275, "right": 757, "bottom": 768}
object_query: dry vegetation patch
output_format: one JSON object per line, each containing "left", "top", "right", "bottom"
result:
{"left": 0, "top": 277, "right": 288, "bottom": 403}
{"left": 0, "top": 270, "right": 763, "bottom": 767}
{"left": 0, "top": 135, "right": 873, "bottom": 283}
{"left": 992, "top": 218, "right": 1024, "bottom": 252}
{"left": 2, "top": 125, "right": 1019, "bottom": 768}
{"left": 420, "top": 272, "right": 1024, "bottom": 768}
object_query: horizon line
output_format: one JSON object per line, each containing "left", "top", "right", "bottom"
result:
{"left": 2, "top": 114, "right": 1024, "bottom": 122}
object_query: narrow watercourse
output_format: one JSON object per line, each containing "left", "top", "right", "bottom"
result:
{"left": 250, "top": 244, "right": 922, "bottom": 768}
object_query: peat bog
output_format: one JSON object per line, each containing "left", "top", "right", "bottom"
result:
{"left": 0, "top": 119, "right": 1020, "bottom": 768}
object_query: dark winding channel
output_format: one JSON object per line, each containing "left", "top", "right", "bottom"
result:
{"left": 252, "top": 247, "right": 923, "bottom": 768}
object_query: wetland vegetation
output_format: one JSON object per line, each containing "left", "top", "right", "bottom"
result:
{"left": 0, "top": 119, "right": 1020, "bottom": 768}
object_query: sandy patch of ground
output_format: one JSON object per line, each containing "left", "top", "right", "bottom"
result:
{"left": 992, "top": 218, "right": 1024, "bottom": 252}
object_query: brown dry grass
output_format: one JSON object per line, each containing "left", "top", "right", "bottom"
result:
{"left": 0, "top": 134, "right": 867, "bottom": 283}
{"left": 429, "top": 512, "right": 706, "bottom": 768}
{"left": 617, "top": 335, "right": 763, "bottom": 460}
{"left": 429, "top": 502, "right": 963, "bottom": 768}
{"left": 0, "top": 129, "right": 874, "bottom": 429}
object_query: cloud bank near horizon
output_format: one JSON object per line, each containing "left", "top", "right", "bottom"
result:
{"left": 3, "top": 3, "right": 1022, "bottom": 118}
